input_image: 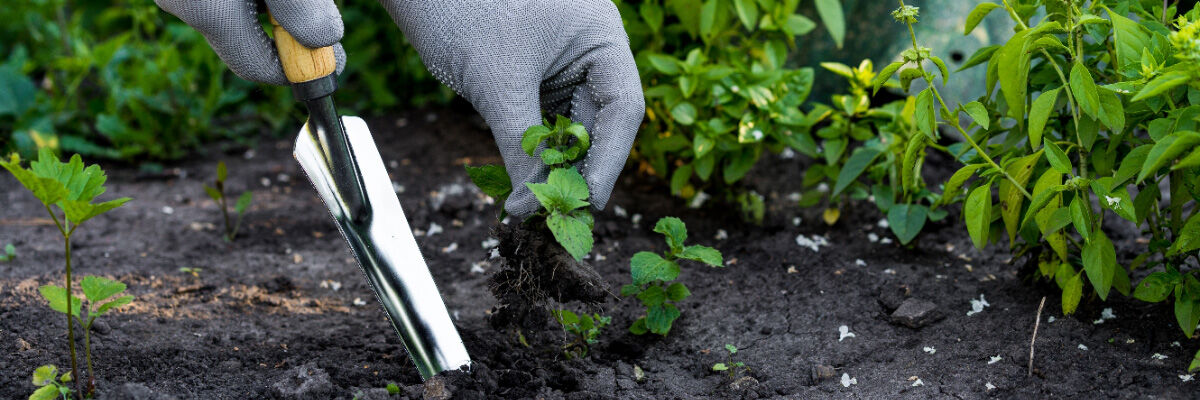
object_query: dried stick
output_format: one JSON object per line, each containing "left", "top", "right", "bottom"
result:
{"left": 1029, "top": 296, "right": 1046, "bottom": 377}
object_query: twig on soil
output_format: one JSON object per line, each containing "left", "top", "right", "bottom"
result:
{"left": 1029, "top": 296, "right": 1046, "bottom": 377}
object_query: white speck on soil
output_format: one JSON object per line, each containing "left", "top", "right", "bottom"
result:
{"left": 715, "top": 229, "right": 728, "bottom": 240}
{"left": 689, "top": 191, "right": 711, "bottom": 208}
{"left": 1048, "top": 316, "right": 1056, "bottom": 323}
{"left": 817, "top": 183, "right": 830, "bottom": 193}
{"left": 481, "top": 238, "right": 499, "bottom": 249}
{"left": 1152, "top": 353, "right": 1168, "bottom": 360}
{"left": 352, "top": 298, "right": 367, "bottom": 306}
{"left": 868, "top": 233, "right": 879, "bottom": 243}
{"left": 427, "top": 222, "right": 443, "bottom": 236}
{"left": 911, "top": 379, "right": 924, "bottom": 387}
{"left": 489, "top": 248, "right": 500, "bottom": 259}
{"left": 880, "top": 237, "right": 893, "bottom": 244}
{"left": 923, "top": 347, "right": 936, "bottom": 354}
{"left": 161, "top": 206, "right": 174, "bottom": 215}
{"left": 838, "top": 325, "right": 855, "bottom": 341}
{"left": 243, "top": 149, "right": 255, "bottom": 159}
{"left": 1078, "top": 344, "right": 1088, "bottom": 351}
{"left": 631, "top": 214, "right": 642, "bottom": 225}
{"left": 986, "top": 382, "right": 996, "bottom": 391}
{"left": 1181, "top": 374, "right": 1194, "bottom": 382}
{"left": 795, "top": 234, "right": 829, "bottom": 252}
{"left": 613, "top": 205, "right": 628, "bottom": 217}
{"left": 840, "top": 373, "right": 857, "bottom": 388}
{"left": 855, "top": 259, "right": 866, "bottom": 267}
{"left": 780, "top": 147, "right": 796, "bottom": 159}
{"left": 260, "top": 177, "right": 271, "bottom": 187}
{"left": 470, "top": 262, "right": 486, "bottom": 274}
{"left": 1173, "top": 341, "right": 1182, "bottom": 347}
{"left": 883, "top": 269, "right": 896, "bottom": 275}
{"left": 966, "top": 294, "right": 990, "bottom": 316}
{"left": 793, "top": 217, "right": 802, "bottom": 226}
{"left": 392, "top": 182, "right": 405, "bottom": 193}
{"left": 441, "top": 242, "right": 458, "bottom": 253}
{"left": 988, "top": 355, "right": 1002, "bottom": 364}
{"left": 787, "top": 266, "right": 798, "bottom": 274}
{"left": 786, "top": 192, "right": 801, "bottom": 202}
{"left": 877, "top": 218, "right": 889, "bottom": 229}
{"left": 319, "top": 280, "right": 341, "bottom": 291}
{"left": 277, "top": 173, "right": 290, "bottom": 183}
{"left": 595, "top": 253, "right": 606, "bottom": 261}
{"left": 1101, "top": 308, "right": 1116, "bottom": 320}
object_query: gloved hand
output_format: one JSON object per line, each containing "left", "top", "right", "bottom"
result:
{"left": 155, "top": 0, "right": 347, "bottom": 85}
{"left": 381, "top": 0, "right": 644, "bottom": 217}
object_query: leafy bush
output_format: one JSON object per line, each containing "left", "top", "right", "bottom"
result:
{"left": 622, "top": 217, "right": 723, "bottom": 336}
{"left": 551, "top": 310, "right": 611, "bottom": 358}
{"left": 616, "top": 0, "right": 844, "bottom": 221}
{"left": 2, "top": 149, "right": 134, "bottom": 397}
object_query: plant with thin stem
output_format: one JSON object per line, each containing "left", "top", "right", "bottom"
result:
{"left": 711, "top": 344, "right": 750, "bottom": 379}
{"left": 203, "top": 161, "right": 253, "bottom": 241}
{"left": 2, "top": 149, "right": 131, "bottom": 398}
{"left": 29, "top": 365, "right": 73, "bottom": 400}
{"left": 178, "top": 267, "right": 202, "bottom": 278}
{"left": 551, "top": 309, "right": 610, "bottom": 358}
{"left": 0, "top": 243, "right": 15, "bottom": 262}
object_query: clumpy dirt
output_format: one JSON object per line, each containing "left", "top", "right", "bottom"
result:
{"left": 1, "top": 107, "right": 1196, "bottom": 399}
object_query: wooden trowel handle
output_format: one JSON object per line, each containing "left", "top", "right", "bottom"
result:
{"left": 269, "top": 14, "right": 337, "bottom": 84}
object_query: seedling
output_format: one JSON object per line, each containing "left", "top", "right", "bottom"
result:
{"left": 0, "top": 243, "right": 14, "bottom": 262}
{"left": 386, "top": 382, "right": 400, "bottom": 395}
{"left": 712, "top": 344, "right": 750, "bottom": 379}
{"left": 2, "top": 149, "right": 131, "bottom": 398}
{"left": 178, "top": 267, "right": 202, "bottom": 278}
{"left": 466, "top": 116, "right": 595, "bottom": 261}
{"left": 39, "top": 276, "right": 134, "bottom": 399}
{"left": 203, "top": 161, "right": 253, "bottom": 241}
{"left": 551, "top": 309, "right": 610, "bottom": 358}
{"left": 622, "top": 217, "right": 723, "bottom": 336}
{"left": 29, "top": 365, "right": 73, "bottom": 400}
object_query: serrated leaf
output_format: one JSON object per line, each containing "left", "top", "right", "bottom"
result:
{"left": 96, "top": 295, "right": 133, "bottom": 315}
{"left": 965, "top": 183, "right": 992, "bottom": 249}
{"left": 38, "top": 285, "right": 81, "bottom": 317}
{"left": 547, "top": 212, "right": 593, "bottom": 262}
{"left": 631, "top": 251, "right": 680, "bottom": 285}
{"left": 30, "top": 385, "right": 58, "bottom": 400}
{"left": 654, "top": 217, "right": 688, "bottom": 253}
{"left": 887, "top": 204, "right": 928, "bottom": 245}
{"left": 32, "top": 365, "right": 56, "bottom": 386}
{"left": 465, "top": 164, "right": 513, "bottom": 202}
{"left": 666, "top": 282, "right": 691, "bottom": 302}
{"left": 646, "top": 303, "right": 681, "bottom": 335}
{"left": 679, "top": 245, "right": 723, "bottom": 267}
{"left": 964, "top": 3, "right": 1000, "bottom": 35}
{"left": 80, "top": 275, "right": 126, "bottom": 303}
{"left": 548, "top": 167, "right": 590, "bottom": 203}
{"left": 1082, "top": 231, "right": 1116, "bottom": 300}
{"left": 1028, "top": 88, "right": 1060, "bottom": 149}
{"left": 963, "top": 101, "right": 989, "bottom": 130}
{"left": 0, "top": 154, "right": 68, "bottom": 207}
{"left": 620, "top": 284, "right": 640, "bottom": 297}
{"left": 637, "top": 285, "right": 666, "bottom": 307}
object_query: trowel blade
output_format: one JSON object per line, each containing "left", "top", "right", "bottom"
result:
{"left": 293, "top": 115, "right": 470, "bottom": 379}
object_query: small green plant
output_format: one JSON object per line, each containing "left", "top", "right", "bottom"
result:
{"left": 622, "top": 217, "right": 723, "bottom": 336}
{"left": 29, "top": 365, "right": 73, "bottom": 400}
{"left": 2, "top": 149, "right": 132, "bottom": 398}
{"left": 203, "top": 161, "right": 252, "bottom": 241}
{"left": 551, "top": 309, "right": 611, "bottom": 359}
{"left": 385, "top": 382, "right": 401, "bottom": 395}
{"left": 178, "top": 267, "right": 202, "bottom": 278}
{"left": 0, "top": 243, "right": 15, "bottom": 262}
{"left": 712, "top": 344, "right": 750, "bottom": 379}
{"left": 466, "top": 116, "right": 595, "bottom": 261}
{"left": 39, "top": 276, "right": 134, "bottom": 399}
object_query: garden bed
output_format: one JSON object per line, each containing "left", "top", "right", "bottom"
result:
{"left": 0, "top": 108, "right": 1193, "bottom": 399}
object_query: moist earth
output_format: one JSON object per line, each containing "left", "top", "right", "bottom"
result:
{"left": 0, "top": 108, "right": 1194, "bottom": 399}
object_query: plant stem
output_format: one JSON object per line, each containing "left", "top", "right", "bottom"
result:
{"left": 84, "top": 318, "right": 95, "bottom": 396}
{"left": 64, "top": 232, "right": 82, "bottom": 399}
{"left": 220, "top": 192, "right": 232, "bottom": 241}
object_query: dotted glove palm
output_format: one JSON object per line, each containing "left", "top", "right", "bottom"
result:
{"left": 381, "top": 0, "right": 644, "bottom": 217}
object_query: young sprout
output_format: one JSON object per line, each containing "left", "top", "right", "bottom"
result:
{"left": 29, "top": 365, "right": 73, "bottom": 400}
{"left": 623, "top": 217, "right": 724, "bottom": 336}
{"left": 203, "top": 161, "right": 253, "bottom": 241}
{"left": 178, "top": 267, "right": 202, "bottom": 278}
{"left": 552, "top": 309, "right": 611, "bottom": 359}
{"left": 0, "top": 243, "right": 14, "bottom": 262}
{"left": 711, "top": 344, "right": 750, "bottom": 379}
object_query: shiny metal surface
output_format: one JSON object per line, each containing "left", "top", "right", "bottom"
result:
{"left": 293, "top": 101, "right": 470, "bottom": 379}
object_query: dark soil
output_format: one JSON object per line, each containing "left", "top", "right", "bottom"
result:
{"left": 1, "top": 108, "right": 1195, "bottom": 399}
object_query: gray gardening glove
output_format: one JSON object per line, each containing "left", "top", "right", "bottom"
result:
{"left": 381, "top": 0, "right": 644, "bottom": 218}
{"left": 155, "top": 0, "right": 347, "bottom": 85}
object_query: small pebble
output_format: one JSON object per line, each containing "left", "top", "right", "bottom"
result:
{"left": 427, "top": 223, "right": 443, "bottom": 236}
{"left": 161, "top": 206, "right": 174, "bottom": 215}
{"left": 1078, "top": 344, "right": 1088, "bottom": 351}
{"left": 715, "top": 229, "right": 728, "bottom": 240}
{"left": 613, "top": 205, "right": 628, "bottom": 218}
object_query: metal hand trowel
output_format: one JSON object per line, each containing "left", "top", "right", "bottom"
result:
{"left": 267, "top": 12, "right": 470, "bottom": 379}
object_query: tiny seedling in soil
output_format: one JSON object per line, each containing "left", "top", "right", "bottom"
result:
{"left": 712, "top": 344, "right": 750, "bottom": 379}
{"left": 203, "top": 161, "right": 252, "bottom": 241}
{"left": 0, "top": 243, "right": 15, "bottom": 262}
{"left": 623, "top": 217, "right": 724, "bottom": 336}
{"left": 178, "top": 267, "right": 202, "bottom": 278}
{"left": 386, "top": 382, "right": 401, "bottom": 395}
{"left": 29, "top": 364, "right": 73, "bottom": 400}
{"left": 2, "top": 149, "right": 132, "bottom": 398}
{"left": 552, "top": 309, "right": 611, "bottom": 359}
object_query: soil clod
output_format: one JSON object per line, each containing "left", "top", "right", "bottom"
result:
{"left": 889, "top": 298, "right": 943, "bottom": 329}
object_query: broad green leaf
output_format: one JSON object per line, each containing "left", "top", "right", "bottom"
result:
{"left": 520, "top": 124, "right": 553, "bottom": 156}
{"left": 1108, "top": 10, "right": 1151, "bottom": 75}
{"left": 963, "top": 101, "right": 989, "bottom": 130}
{"left": 646, "top": 54, "right": 682, "bottom": 75}
{"left": 96, "top": 295, "right": 133, "bottom": 315}
{"left": 815, "top": 0, "right": 845, "bottom": 48}
{"left": 784, "top": 14, "right": 817, "bottom": 36}
{"left": 1070, "top": 195, "right": 1091, "bottom": 241}
{"left": 1192, "top": 349, "right": 1200, "bottom": 373}
{"left": 620, "top": 284, "right": 640, "bottom": 297}
{"left": 939, "top": 164, "right": 985, "bottom": 205}
{"left": 901, "top": 136, "right": 927, "bottom": 193}
{"left": 38, "top": 285, "right": 81, "bottom": 317}
{"left": 997, "top": 29, "right": 1032, "bottom": 120}
{"left": 629, "top": 318, "right": 648, "bottom": 335}
{"left": 646, "top": 303, "right": 681, "bottom": 335}
{"left": 0, "top": 66, "right": 36, "bottom": 117}
{"left": 763, "top": 40, "right": 787, "bottom": 70}
{"left": 899, "top": 68, "right": 923, "bottom": 92}
{"left": 637, "top": 285, "right": 666, "bottom": 307}
{"left": 929, "top": 56, "right": 950, "bottom": 85}
{"left": 80, "top": 275, "right": 126, "bottom": 303}
{"left": 1096, "top": 88, "right": 1125, "bottom": 133}
{"left": 1043, "top": 139, "right": 1072, "bottom": 174}
{"left": 465, "top": 164, "right": 513, "bottom": 202}
{"left": 235, "top": 192, "right": 253, "bottom": 215}
{"left": 699, "top": 0, "right": 718, "bottom": 40}
{"left": 872, "top": 62, "right": 903, "bottom": 94}
{"left": 887, "top": 204, "right": 928, "bottom": 245}
{"left": 712, "top": 363, "right": 728, "bottom": 371}
{"left": 1032, "top": 171, "right": 1068, "bottom": 261}
{"left": 0, "top": 154, "right": 68, "bottom": 207}
{"left": 679, "top": 245, "right": 723, "bottom": 267}
{"left": 631, "top": 251, "right": 680, "bottom": 285}
{"left": 1028, "top": 88, "right": 1060, "bottom": 149}
{"left": 670, "top": 164, "right": 693, "bottom": 196}
{"left": 1062, "top": 272, "right": 1083, "bottom": 315}
{"left": 1082, "top": 231, "right": 1116, "bottom": 300}
{"left": 914, "top": 88, "right": 937, "bottom": 139}
{"left": 60, "top": 197, "right": 131, "bottom": 226}
{"left": 547, "top": 167, "right": 590, "bottom": 204}
{"left": 670, "top": 102, "right": 697, "bottom": 125}
{"left": 547, "top": 212, "right": 593, "bottom": 261}
{"left": 1000, "top": 152, "right": 1039, "bottom": 245}
{"left": 1132, "top": 72, "right": 1190, "bottom": 101}
{"left": 1111, "top": 144, "right": 1151, "bottom": 187}
{"left": 957, "top": 45, "right": 999, "bottom": 72}
{"left": 964, "top": 3, "right": 1000, "bottom": 35}
{"left": 1139, "top": 131, "right": 1200, "bottom": 183}
{"left": 666, "top": 282, "right": 691, "bottom": 302}
{"left": 832, "top": 146, "right": 883, "bottom": 196}
{"left": 653, "top": 217, "right": 688, "bottom": 253}
{"left": 1133, "top": 272, "right": 1176, "bottom": 303}
{"left": 32, "top": 365, "right": 56, "bottom": 386}
{"left": 1070, "top": 62, "right": 1100, "bottom": 119}
{"left": 203, "top": 185, "right": 221, "bottom": 202}
{"left": 1176, "top": 296, "right": 1200, "bottom": 338}
{"left": 1168, "top": 212, "right": 1200, "bottom": 256}
{"left": 29, "top": 385, "right": 58, "bottom": 400}
{"left": 733, "top": 0, "right": 758, "bottom": 31}
{"left": 32, "top": 150, "right": 108, "bottom": 202}
{"left": 639, "top": 2, "right": 664, "bottom": 33}
{"left": 965, "top": 183, "right": 992, "bottom": 249}
{"left": 216, "top": 161, "right": 228, "bottom": 183}
{"left": 541, "top": 148, "right": 566, "bottom": 165}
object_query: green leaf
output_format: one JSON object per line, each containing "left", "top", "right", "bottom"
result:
{"left": 29, "top": 385, "right": 58, "bottom": 400}
{"left": 1191, "top": 349, "right": 1200, "bottom": 373}
{"left": 203, "top": 185, "right": 222, "bottom": 202}
{"left": 999, "top": 152, "right": 1039, "bottom": 245}
{"left": 1133, "top": 272, "right": 1176, "bottom": 303}
{"left": 832, "top": 146, "right": 883, "bottom": 196}
{"left": 235, "top": 192, "right": 253, "bottom": 215}
{"left": 629, "top": 318, "right": 648, "bottom": 335}
{"left": 666, "top": 282, "right": 691, "bottom": 302}
{"left": 699, "top": 0, "right": 718, "bottom": 40}
{"left": 929, "top": 56, "right": 950, "bottom": 86}
{"left": 814, "top": 0, "right": 845, "bottom": 48}
{"left": 32, "top": 365, "right": 57, "bottom": 386}
{"left": 670, "top": 102, "right": 698, "bottom": 125}
{"left": 38, "top": 285, "right": 81, "bottom": 317}
{"left": 653, "top": 217, "right": 688, "bottom": 253}
{"left": 637, "top": 285, "right": 666, "bottom": 307}
{"left": 887, "top": 204, "right": 928, "bottom": 245}
{"left": 725, "top": 343, "right": 738, "bottom": 353}
{"left": 1096, "top": 88, "right": 1124, "bottom": 134}
{"left": 646, "top": 303, "right": 681, "bottom": 335}
{"left": 1070, "top": 62, "right": 1100, "bottom": 119}
{"left": 0, "top": 65, "right": 36, "bottom": 117}
{"left": 732, "top": 0, "right": 758, "bottom": 31}
{"left": 678, "top": 245, "right": 723, "bottom": 267}
{"left": 712, "top": 363, "right": 728, "bottom": 371}
{"left": 31, "top": 150, "right": 107, "bottom": 202}
{"left": 1028, "top": 88, "right": 1060, "bottom": 149}
{"left": 520, "top": 124, "right": 553, "bottom": 157}
{"left": 784, "top": 14, "right": 817, "bottom": 36}
{"left": 957, "top": 45, "right": 999, "bottom": 72}
{"left": 631, "top": 251, "right": 680, "bottom": 285}
{"left": 914, "top": 88, "right": 937, "bottom": 139}
{"left": 96, "top": 295, "right": 133, "bottom": 315}
{"left": 547, "top": 212, "right": 593, "bottom": 262}
{"left": 61, "top": 197, "right": 131, "bottom": 226}
{"left": 620, "top": 284, "right": 640, "bottom": 297}
{"left": 541, "top": 148, "right": 566, "bottom": 166}
{"left": 0, "top": 154, "right": 68, "bottom": 207}
{"left": 386, "top": 383, "right": 401, "bottom": 395}
{"left": 964, "top": 3, "right": 1000, "bottom": 35}
{"left": 901, "top": 136, "right": 927, "bottom": 194}
{"left": 1108, "top": 10, "right": 1150, "bottom": 76}
{"left": 549, "top": 167, "right": 590, "bottom": 204}
{"left": 647, "top": 54, "right": 682, "bottom": 75}
{"left": 1062, "top": 272, "right": 1083, "bottom": 315}
{"left": 1043, "top": 139, "right": 1072, "bottom": 174}
{"left": 639, "top": 1, "right": 664, "bottom": 33}
{"left": 1139, "top": 131, "right": 1200, "bottom": 183}
{"left": 80, "top": 275, "right": 126, "bottom": 303}
{"left": 872, "top": 61, "right": 904, "bottom": 94}
{"left": 1132, "top": 72, "right": 1190, "bottom": 101}
{"left": 464, "top": 164, "right": 513, "bottom": 203}
{"left": 1070, "top": 195, "right": 1091, "bottom": 241}
{"left": 670, "top": 164, "right": 694, "bottom": 196}
{"left": 1176, "top": 296, "right": 1200, "bottom": 338}
{"left": 996, "top": 29, "right": 1032, "bottom": 120}
{"left": 1168, "top": 212, "right": 1200, "bottom": 256}
{"left": 1112, "top": 144, "right": 1151, "bottom": 187}
{"left": 216, "top": 161, "right": 228, "bottom": 183}
{"left": 963, "top": 101, "right": 989, "bottom": 130}
{"left": 1082, "top": 231, "right": 1116, "bottom": 301}
{"left": 939, "top": 164, "right": 985, "bottom": 205}
{"left": 965, "top": 183, "right": 992, "bottom": 249}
